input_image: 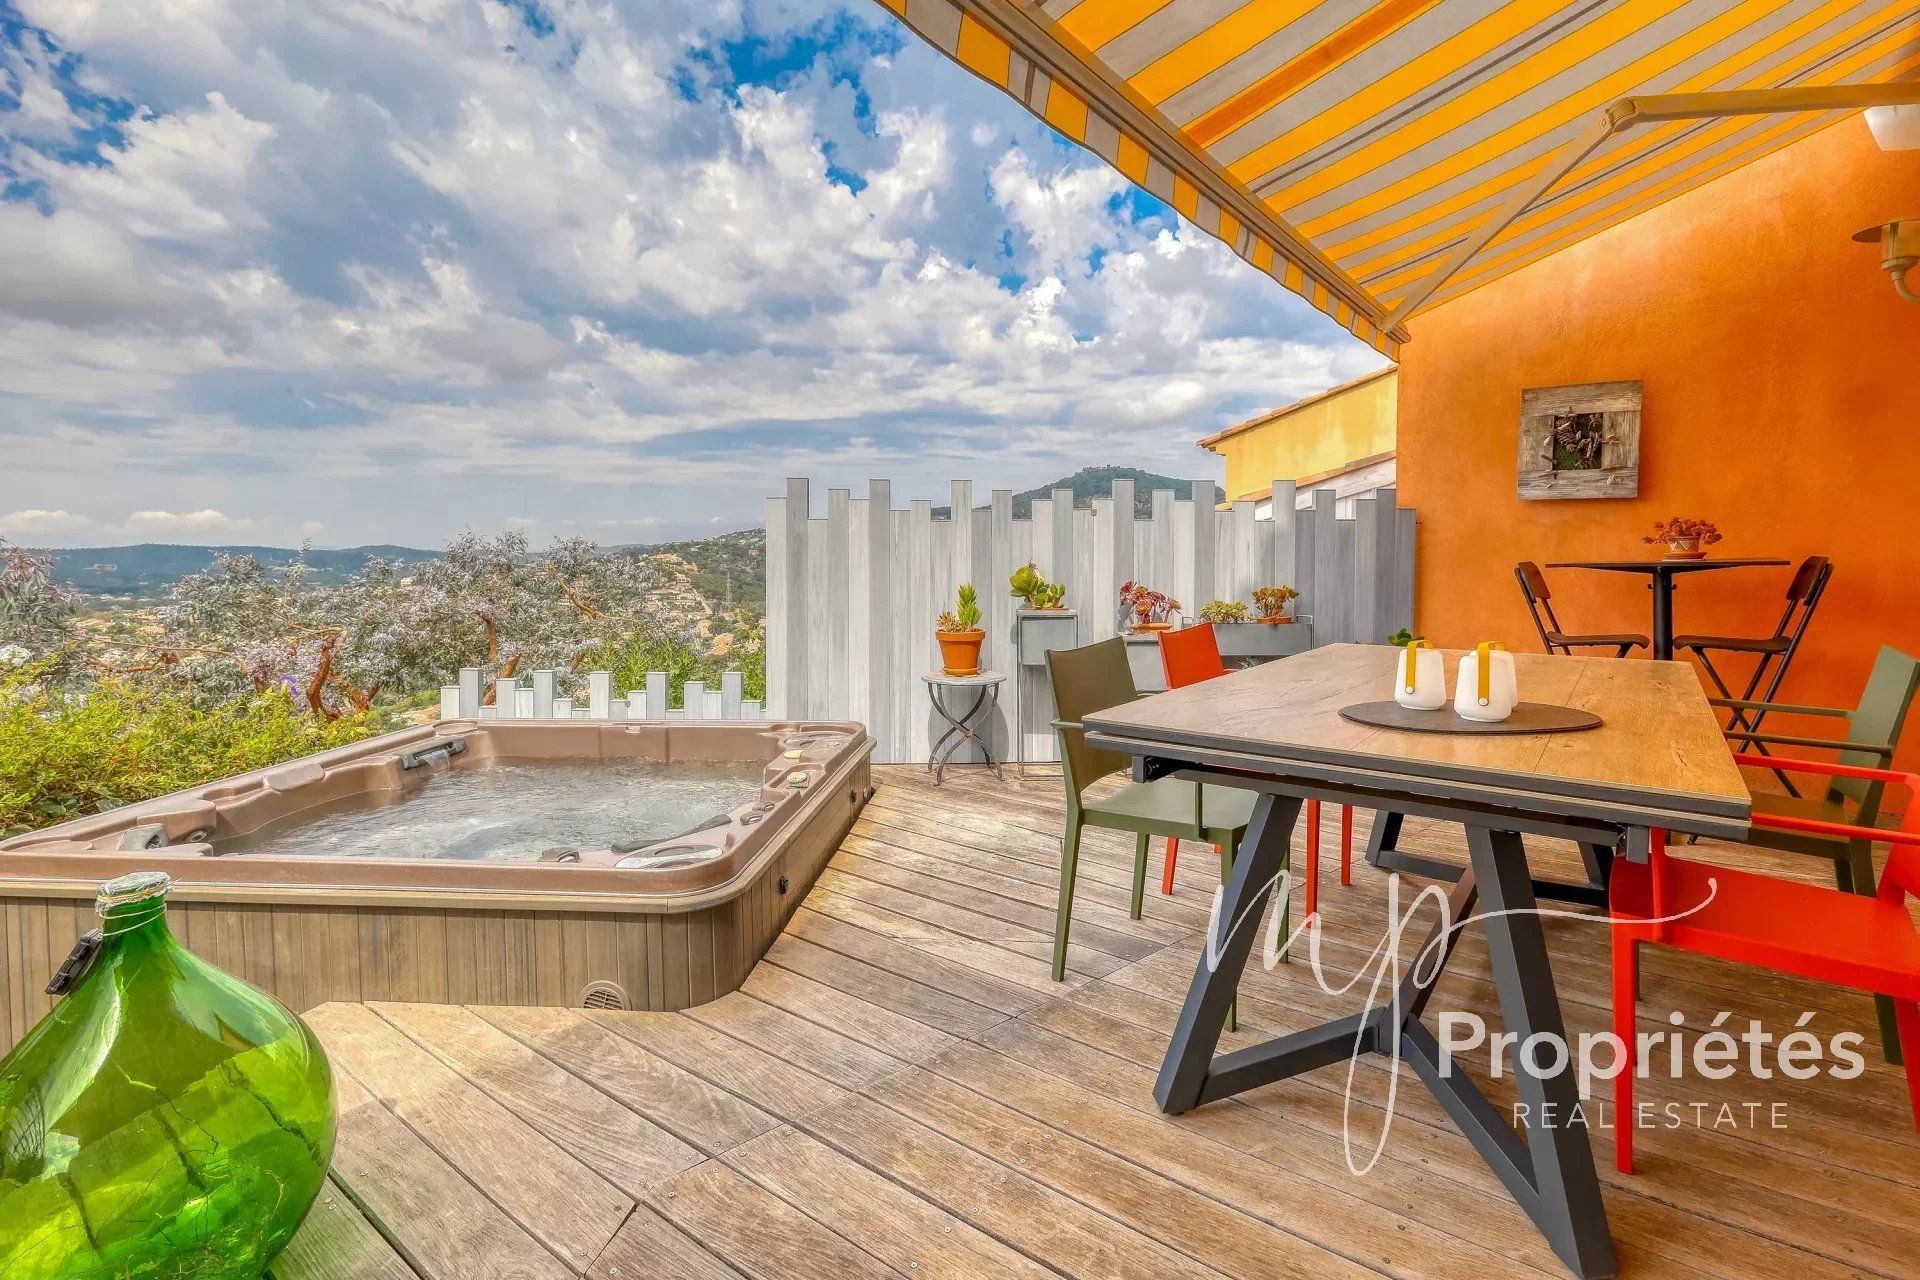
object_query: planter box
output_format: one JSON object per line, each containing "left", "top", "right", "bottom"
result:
{"left": 1123, "top": 633, "right": 1169, "bottom": 692}
{"left": 1214, "top": 621, "right": 1313, "bottom": 659}
{"left": 1016, "top": 609, "right": 1079, "bottom": 667}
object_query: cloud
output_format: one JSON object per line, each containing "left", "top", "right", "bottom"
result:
{"left": 0, "top": 509, "right": 90, "bottom": 534}
{"left": 0, "top": 0, "right": 1380, "bottom": 548}
{"left": 125, "top": 509, "right": 254, "bottom": 535}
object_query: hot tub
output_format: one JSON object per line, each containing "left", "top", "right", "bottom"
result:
{"left": 0, "top": 719, "right": 872, "bottom": 1047}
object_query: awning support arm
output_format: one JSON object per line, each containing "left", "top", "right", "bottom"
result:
{"left": 1381, "top": 82, "right": 1920, "bottom": 331}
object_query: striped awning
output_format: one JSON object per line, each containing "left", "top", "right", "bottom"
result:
{"left": 883, "top": 1, "right": 1920, "bottom": 354}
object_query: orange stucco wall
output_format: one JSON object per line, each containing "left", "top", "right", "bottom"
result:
{"left": 1398, "top": 121, "right": 1920, "bottom": 756}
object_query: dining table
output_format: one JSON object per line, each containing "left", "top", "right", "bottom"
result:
{"left": 1545, "top": 557, "right": 1789, "bottom": 660}
{"left": 1083, "top": 644, "right": 1752, "bottom": 1279}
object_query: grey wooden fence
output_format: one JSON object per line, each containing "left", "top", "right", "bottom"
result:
{"left": 767, "top": 476, "right": 1415, "bottom": 765}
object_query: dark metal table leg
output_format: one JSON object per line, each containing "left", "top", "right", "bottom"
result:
{"left": 1155, "top": 812, "right": 1617, "bottom": 1278}
{"left": 1651, "top": 568, "right": 1675, "bottom": 661}
{"left": 1155, "top": 792, "right": 1302, "bottom": 1113}
{"left": 1445, "top": 826, "right": 1615, "bottom": 1278}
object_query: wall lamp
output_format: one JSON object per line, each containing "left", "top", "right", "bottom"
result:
{"left": 1852, "top": 220, "right": 1920, "bottom": 304}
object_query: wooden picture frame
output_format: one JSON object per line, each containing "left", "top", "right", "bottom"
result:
{"left": 1517, "top": 381, "right": 1641, "bottom": 500}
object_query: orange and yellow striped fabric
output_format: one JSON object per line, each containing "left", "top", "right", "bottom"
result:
{"left": 884, "top": 0, "right": 1919, "bottom": 343}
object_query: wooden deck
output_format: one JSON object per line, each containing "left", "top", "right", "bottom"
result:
{"left": 277, "top": 766, "right": 1920, "bottom": 1280}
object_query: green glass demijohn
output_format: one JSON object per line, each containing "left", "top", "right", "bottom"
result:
{"left": 0, "top": 871, "right": 336, "bottom": 1279}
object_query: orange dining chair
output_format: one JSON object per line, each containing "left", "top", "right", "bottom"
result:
{"left": 1609, "top": 753, "right": 1920, "bottom": 1174}
{"left": 1158, "top": 623, "right": 1352, "bottom": 914}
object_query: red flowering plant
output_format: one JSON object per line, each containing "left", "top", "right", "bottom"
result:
{"left": 1117, "top": 581, "right": 1180, "bottom": 629}
{"left": 1642, "top": 518, "right": 1723, "bottom": 548}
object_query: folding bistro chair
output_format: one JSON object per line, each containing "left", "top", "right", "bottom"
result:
{"left": 1045, "top": 639, "right": 1261, "bottom": 1017}
{"left": 1159, "top": 622, "right": 1351, "bottom": 917}
{"left": 1515, "top": 561, "right": 1649, "bottom": 656}
{"left": 1676, "top": 556, "right": 1832, "bottom": 768}
{"left": 1610, "top": 754, "right": 1920, "bottom": 1173}
{"left": 1715, "top": 644, "right": 1920, "bottom": 1059}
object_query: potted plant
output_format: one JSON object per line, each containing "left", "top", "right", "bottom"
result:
{"left": 1118, "top": 581, "right": 1180, "bottom": 633}
{"left": 1643, "top": 517, "right": 1723, "bottom": 560}
{"left": 1008, "top": 563, "right": 1067, "bottom": 610}
{"left": 1252, "top": 584, "right": 1301, "bottom": 624}
{"left": 935, "top": 584, "right": 986, "bottom": 675}
{"left": 1197, "top": 600, "right": 1249, "bottom": 624}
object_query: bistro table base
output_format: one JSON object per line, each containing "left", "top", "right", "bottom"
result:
{"left": 1156, "top": 793, "right": 1617, "bottom": 1279}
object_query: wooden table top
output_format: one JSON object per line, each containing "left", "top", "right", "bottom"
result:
{"left": 1084, "top": 644, "right": 1751, "bottom": 830}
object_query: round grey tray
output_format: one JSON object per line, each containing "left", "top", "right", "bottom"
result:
{"left": 1338, "top": 700, "right": 1602, "bottom": 735}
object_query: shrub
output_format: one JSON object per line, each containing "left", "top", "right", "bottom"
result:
{"left": 0, "top": 664, "right": 389, "bottom": 837}
{"left": 1197, "top": 600, "right": 1249, "bottom": 624}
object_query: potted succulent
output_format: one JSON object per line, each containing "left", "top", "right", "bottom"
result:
{"left": 1197, "top": 600, "right": 1249, "bottom": 624}
{"left": 1252, "top": 584, "right": 1301, "bottom": 623}
{"left": 1008, "top": 562, "right": 1067, "bottom": 610}
{"left": 935, "top": 584, "right": 986, "bottom": 675}
{"left": 1643, "top": 517, "right": 1723, "bottom": 560}
{"left": 1118, "top": 581, "right": 1180, "bottom": 633}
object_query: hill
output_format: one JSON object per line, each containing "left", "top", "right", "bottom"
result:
{"left": 932, "top": 465, "right": 1193, "bottom": 518}
{"left": 37, "top": 544, "right": 440, "bottom": 599}
{"left": 622, "top": 528, "right": 765, "bottom": 617}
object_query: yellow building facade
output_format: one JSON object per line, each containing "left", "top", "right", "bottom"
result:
{"left": 1198, "top": 366, "right": 1397, "bottom": 504}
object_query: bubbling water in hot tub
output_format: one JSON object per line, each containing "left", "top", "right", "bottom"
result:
{"left": 220, "top": 759, "right": 766, "bottom": 861}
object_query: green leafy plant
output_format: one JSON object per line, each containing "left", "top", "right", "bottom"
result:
{"left": 0, "top": 663, "right": 389, "bottom": 837}
{"left": 956, "top": 584, "right": 983, "bottom": 630}
{"left": 1009, "top": 563, "right": 1066, "bottom": 610}
{"left": 1252, "top": 585, "right": 1300, "bottom": 621}
{"left": 1388, "top": 627, "right": 1425, "bottom": 647}
{"left": 1197, "top": 600, "right": 1249, "bottom": 624}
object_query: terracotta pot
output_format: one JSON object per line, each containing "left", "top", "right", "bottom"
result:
{"left": 1130, "top": 620, "right": 1175, "bottom": 634}
{"left": 936, "top": 629, "right": 986, "bottom": 676}
{"left": 1258, "top": 615, "right": 1296, "bottom": 625}
{"left": 1663, "top": 536, "right": 1707, "bottom": 560}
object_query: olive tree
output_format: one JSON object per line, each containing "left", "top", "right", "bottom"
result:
{"left": 0, "top": 538, "right": 80, "bottom": 662}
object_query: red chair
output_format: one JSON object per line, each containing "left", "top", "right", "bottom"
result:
{"left": 1610, "top": 753, "right": 1920, "bottom": 1174}
{"left": 1158, "top": 623, "right": 1352, "bottom": 914}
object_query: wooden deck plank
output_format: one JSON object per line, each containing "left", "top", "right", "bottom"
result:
{"left": 723, "top": 1127, "right": 1057, "bottom": 1279}
{"left": 648, "top": 1160, "right": 901, "bottom": 1280}
{"left": 589, "top": 1003, "right": 851, "bottom": 1119}
{"left": 273, "top": 1176, "right": 420, "bottom": 1280}
{"left": 935, "top": 1027, "right": 1573, "bottom": 1280}
{"left": 859, "top": 1070, "right": 1378, "bottom": 1280}
{"left": 586, "top": 1203, "right": 744, "bottom": 1280}
{"left": 784, "top": 905, "right": 1047, "bottom": 1014}
{"left": 742, "top": 962, "right": 960, "bottom": 1063}
{"left": 477, "top": 1003, "right": 781, "bottom": 1155}
{"left": 325, "top": 1072, "right": 574, "bottom": 1280}
{"left": 760, "top": 932, "right": 1010, "bottom": 1039}
{"left": 372, "top": 1000, "right": 705, "bottom": 1197}
{"left": 308, "top": 766, "right": 1920, "bottom": 1280}
{"left": 844, "top": 818, "right": 1199, "bottom": 941}
{"left": 307, "top": 1002, "right": 633, "bottom": 1273}
{"left": 800, "top": 1092, "right": 1232, "bottom": 1280}
{"left": 685, "top": 990, "right": 909, "bottom": 1090}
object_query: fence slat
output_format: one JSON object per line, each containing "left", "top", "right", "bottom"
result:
{"left": 765, "top": 474, "right": 1415, "bottom": 762}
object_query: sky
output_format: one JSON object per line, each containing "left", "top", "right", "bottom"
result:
{"left": 0, "top": 0, "right": 1387, "bottom": 549}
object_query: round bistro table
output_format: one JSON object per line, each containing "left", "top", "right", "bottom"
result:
{"left": 921, "top": 671, "right": 1006, "bottom": 785}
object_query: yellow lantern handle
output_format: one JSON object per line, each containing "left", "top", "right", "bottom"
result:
{"left": 1402, "top": 639, "right": 1432, "bottom": 692}
{"left": 1475, "top": 642, "right": 1507, "bottom": 706}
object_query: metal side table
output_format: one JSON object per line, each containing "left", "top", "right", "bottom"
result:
{"left": 921, "top": 671, "right": 1006, "bottom": 784}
